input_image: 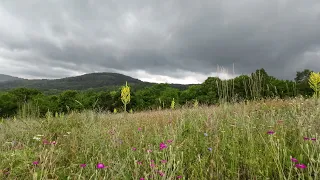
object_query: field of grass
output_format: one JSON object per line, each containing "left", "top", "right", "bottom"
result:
{"left": 0, "top": 97, "right": 319, "bottom": 179}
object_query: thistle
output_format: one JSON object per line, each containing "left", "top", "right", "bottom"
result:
{"left": 121, "top": 81, "right": 131, "bottom": 112}
{"left": 171, "top": 98, "right": 175, "bottom": 109}
{"left": 308, "top": 72, "right": 320, "bottom": 99}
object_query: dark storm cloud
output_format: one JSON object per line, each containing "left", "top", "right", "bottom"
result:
{"left": 0, "top": 0, "right": 320, "bottom": 82}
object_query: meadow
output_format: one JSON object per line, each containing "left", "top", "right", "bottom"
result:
{"left": 0, "top": 97, "right": 319, "bottom": 180}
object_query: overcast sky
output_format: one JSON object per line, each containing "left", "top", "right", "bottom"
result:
{"left": 1, "top": 0, "right": 320, "bottom": 84}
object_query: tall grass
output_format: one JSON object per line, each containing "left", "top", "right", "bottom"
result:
{"left": 1, "top": 68, "right": 320, "bottom": 179}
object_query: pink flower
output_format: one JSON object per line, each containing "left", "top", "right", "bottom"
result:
{"left": 159, "top": 142, "right": 167, "bottom": 150}
{"left": 267, "top": 130, "right": 275, "bottom": 135}
{"left": 304, "top": 137, "right": 310, "bottom": 140}
{"left": 132, "top": 147, "right": 137, "bottom": 151}
{"left": 80, "top": 164, "right": 86, "bottom": 168}
{"left": 147, "top": 149, "right": 152, "bottom": 153}
{"left": 295, "top": 164, "right": 307, "bottom": 169}
{"left": 51, "top": 141, "right": 57, "bottom": 145}
{"left": 291, "top": 158, "right": 298, "bottom": 163}
{"left": 161, "top": 160, "right": 167, "bottom": 164}
{"left": 137, "top": 161, "right": 142, "bottom": 165}
{"left": 43, "top": 139, "right": 50, "bottom": 145}
{"left": 167, "top": 139, "right": 173, "bottom": 143}
{"left": 158, "top": 171, "right": 165, "bottom": 176}
{"left": 138, "top": 127, "right": 142, "bottom": 131}
{"left": 33, "top": 161, "right": 39, "bottom": 165}
{"left": 96, "top": 163, "right": 105, "bottom": 169}
{"left": 177, "top": 175, "right": 182, "bottom": 179}
{"left": 311, "top": 138, "right": 316, "bottom": 141}
{"left": 140, "top": 178, "right": 145, "bottom": 180}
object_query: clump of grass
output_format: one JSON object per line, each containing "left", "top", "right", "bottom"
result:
{"left": 0, "top": 97, "right": 319, "bottom": 179}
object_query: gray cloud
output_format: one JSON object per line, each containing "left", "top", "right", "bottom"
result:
{"left": 1, "top": 0, "right": 320, "bottom": 83}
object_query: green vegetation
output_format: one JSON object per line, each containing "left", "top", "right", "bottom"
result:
{"left": 0, "top": 68, "right": 319, "bottom": 179}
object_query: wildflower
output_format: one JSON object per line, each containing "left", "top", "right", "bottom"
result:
{"left": 311, "top": 138, "right": 316, "bottom": 141}
{"left": 32, "top": 161, "right": 39, "bottom": 165}
{"left": 51, "top": 141, "right": 57, "bottom": 145}
{"left": 160, "top": 142, "right": 167, "bottom": 150}
{"left": 147, "top": 149, "right": 152, "bottom": 153}
{"left": 132, "top": 147, "right": 137, "bottom": 151}
{"left": 96, "top": 163, "right": 105, "bottom": 169}
{"left": 43, "top": 139, "right": 50, "bottom": 145}
{"left": 161, "top": 160, "right": 167, "bottom": 164}
{"left": 80, "top": 164, "right": 86, "bottom": 168}
{"left": 138, "top": 127, "right": 142, "bottom": 131}
{"left": 304, "top": 137, "right": 310, "bottom": 140}
{"left": 208, "top": 147, "right": 212, "bottom": 152}
{"left": 140, "top": 178, "right": 145, "bottom": 180}
{"left": 158, "top": 171, "right": 165, "bottom": 176}
{"left": 295, "top": 164, "right": 307, "bottom": 169}
{"left": 267, "top": 130, "right": 275, "bottom": 135}
{"left": 137, "top": 161, "right": 142, "bottom": 165}
{"left": 177, "top": 176, "right": 182, "bottom": 179}
{"left": 204, "top": 133, "right": 208, "bottom": 137}
{"left": 150, "top": 163, "right": 156, "bottom": 168}
{"left": 167, "top": 139, "right": 173, "bottom": 143}
{"left": 291, "top": 158, "right": 298, "bottom": 163}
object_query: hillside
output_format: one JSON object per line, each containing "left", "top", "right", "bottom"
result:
{"left": 0, "top": 72, "right": 192, "bottom": 92}
{"left": 0, "top": 74, "right": 23, "bottom": 82}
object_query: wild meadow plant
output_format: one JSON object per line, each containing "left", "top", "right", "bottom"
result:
{"left": 0, "top": 70, "right": 319, "bottom": 179}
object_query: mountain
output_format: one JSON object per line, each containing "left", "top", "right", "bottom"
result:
{"left": 0, "top": 72, "right": 192, "bottom": 92}
{"left": 0, "top": 74, "right": 23, "bottom": 82}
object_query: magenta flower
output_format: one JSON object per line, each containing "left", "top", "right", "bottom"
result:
{"left": 161, "top": 160, "right": 167, "bottom": 164}
{"left": 150, "top": 163, "right": 156, "bottom": 168}
{"left": 159, "top": 142, "right": 168, "bottom": 150}
{"left": 80, "top": 164, "right": 86, "bottom": 168}
{"left": 137, "top": 161, "right": 142, "bottom": 165}
{"left": 158, "top": 171, "right": 165, "bottom": 176}
{"left": 140, "top": 178, "right": 145, "bottom": 180}
{"left": 96, "top": 163, "right": 105, "bottom": 169}
{"left": 291, "top": 158, "right": 298, "bottom": 163}
{"left": 43, "top": 139, "right": 50, "bottom": 145}
{"left": 51, "top": 141, "right": 57, "bottom": 145}
{"left": 167, "top": 139, "right": 173, "bottom": 143}
{"left": 32, "top": 161, "right": 39, "bottom": 165}
{"left": 311, "top": 138, "right": 316, "bottom": 141}
{"left": 267, "top": 130, "right": 275, "bottom": 135}
{"left": 295, "top": 164, "right": 307, "bottom": 169}
{"left": 304, "top": 137, "right": 310, "bottom": 140}
{"left": 132, "top": 147, "right": 137, "bottom": 151}
{"left": 177, "top": 176, "right": 182, "bottom": 179}
{"left": 138, "top": 127, "right": 142, "bottom": 131}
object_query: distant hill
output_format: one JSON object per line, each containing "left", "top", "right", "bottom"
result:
{"left": 0, "top": 74, "right": 23, "bottom": 82}
{"left": 0, "top": 72, "right": 193, "bottom": 92}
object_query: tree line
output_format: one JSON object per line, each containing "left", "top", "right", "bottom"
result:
{"left": 0, "top": 68, "right": 318, "bottom": 118}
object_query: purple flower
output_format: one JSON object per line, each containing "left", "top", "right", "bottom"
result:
{"left": 33, "top": 161, "right": 39, "bottom": 165}
{"left": 132, "top": 147, "right": 137, "bottom": 151}
{"left": 267, "top": 130, "right": 275, "bottom": 135}
{"left": 311, "top": 138, "right": 316, "bottom": 141}
{"left": 160, "top": 142, "right": 167, "bottom": 150}
{"left": 177, "top": 176, "right": 182, "bottom": 179}
{"left": 80, "top": 164, "right": 86, "bottom": 168}
{"left": 291, "top": 158, "right": 298, "bottom": 163}
{"left": 161, "top": 160, "right": 167, "bottom": 164}
{"left": 138, "top": 127, "right": 142, "bottom": 131}
{"left": 295, "top": 164, "right": 307, "bottom": 169}
{"left": 96, "top": 163, "right": 105, "bottom": 169}
{"left": 304, "top": 137, "right": 310, "bottom": 140}
{"left": 140, "top": 178, "right": 145, "bottom": 180}
{"left": 167, "top": 139, "right": 173, "bottom": 143}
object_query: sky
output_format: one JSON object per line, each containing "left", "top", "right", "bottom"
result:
{"left": 0, "top": 0, "right": 320, "bottom": 84}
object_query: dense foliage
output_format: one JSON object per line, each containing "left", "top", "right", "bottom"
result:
{"left": 0, "top": 69, "right": 316, "bottom": 118}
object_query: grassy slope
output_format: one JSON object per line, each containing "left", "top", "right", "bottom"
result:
{"left": 0, "top": 98, "right": 319, "bottom": 179}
